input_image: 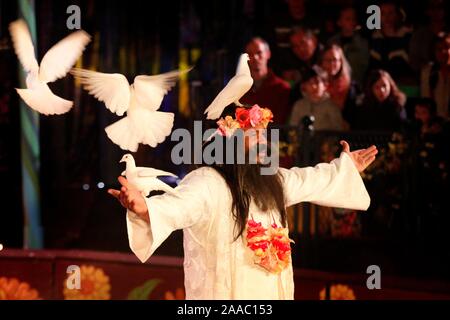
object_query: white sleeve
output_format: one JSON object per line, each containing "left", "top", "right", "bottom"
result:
{"left": 279, "top": 152, "right": 370, "bottom": 210}
{"left": 126, "top": 167, "right": 216, "bottom": 263}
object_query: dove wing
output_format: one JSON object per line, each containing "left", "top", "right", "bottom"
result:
{"left": 203, "top": 74, "right": 253, "bottom": 119}
{"left": 9, "top": 19, "right": 39, "bottom": 74}
{"left": 137, "top": 167, "right": 177, "bottom": 178}
{"left": 71, "top": 68, "right": 131, "bottom": 116}
{"left": 39, "top": 30, "right": 91, "bottom": 83}
{"left": 16, "top": 85, "right": 72, "bottom": 115}
{"left": 133, "top": 68, "right": 191, "bottom": 111}
{"left": 142, "top": 178, "right": 177, "bottom": 195}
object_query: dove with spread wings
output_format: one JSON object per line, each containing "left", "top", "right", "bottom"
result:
{"left": 71, "top": 67, "right": 191, "bottom": 152}
{"left": 203, "top": 53, "right": 253, "bottom": 120}
{"left": 9, "top": 19, "right": 91, "bottom": 115}
{"left": 120, "top": 154, "right": 178, "bottom": 197}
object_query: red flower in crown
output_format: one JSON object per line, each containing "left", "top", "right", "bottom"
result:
{"left": 215, "top": 105, "right": 274, "bottom": 137}
{"left": 235, "top": 107, "right": 251, "bottom": 128}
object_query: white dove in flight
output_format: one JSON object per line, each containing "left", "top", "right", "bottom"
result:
{"left": 204, "top": 53, "right": 253, "bottom": 120}
{"left": 71, "top": 67, "right": 191, "bottom": 152}
{"left": 120, "top": 154, "right": 178, "bottom": 197}
{"left": 9, "top": 19, "right": 91, "bottom": 115}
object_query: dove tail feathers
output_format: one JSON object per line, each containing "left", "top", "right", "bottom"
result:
{"left": 105, "top": 110, "right": 174, "bottom": 151}
{"left": 130, "top": 109, "right": 174, "bottom": 148}
{"left": 16, "top": 87, "right": 73, "bottom": 115}
{"left": 204, "top": 100, "right": 223, "bottom": 120}
{"left": 105, "top": 116, "right": 140, "bottom": 152}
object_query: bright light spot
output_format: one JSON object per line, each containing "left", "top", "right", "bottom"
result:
{"left": 82, "top": 184, "right": 90, "bottom": 191}
{"left": 0, "top": 244, "right": 3, "bottom": 251}
{"left": 97, "top": 182, "right": 105, "bottom": 189}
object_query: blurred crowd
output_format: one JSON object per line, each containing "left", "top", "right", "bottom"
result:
{"left": 239, "top": 0, "right": 450, "bottom": 148}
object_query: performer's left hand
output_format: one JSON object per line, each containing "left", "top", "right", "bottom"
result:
{"left": 340, "top": 140, "right": 378, "bottom": 173}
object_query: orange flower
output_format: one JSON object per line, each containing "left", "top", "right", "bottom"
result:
{"left": 63, "top": 265, "right": 111, "bottom": 300}
{"left": 319, "top": 284, "right": 356, "bottom": 300}
{"left": 0, "top": 277, "right": 40, "bottom": 300}
{"left": 217, "top": 115, "right": 241, "bottom": 137}
{"left": 260, "top": 108, "right": 273, "bottom": 127}
{"left": 165, "top": 288, "right": 185, "bottom": 300}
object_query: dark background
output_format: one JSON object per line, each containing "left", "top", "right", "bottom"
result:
{"left": 1, "top": 0, "right": 449, "bottom": 283}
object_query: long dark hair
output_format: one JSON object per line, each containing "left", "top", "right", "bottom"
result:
{"left": 199, "top": 106, "right": 287, "bottom": 240}
{"left": 364, "top": 69, "right": 406, "bottom": 111}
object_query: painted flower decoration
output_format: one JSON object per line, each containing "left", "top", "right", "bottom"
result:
{"left": 216, "top": 105, "right": 273, "bottom": 136}
{"left": 0, "top": 277, "right": 40, "bottom": 300}
{"left": 319, "top": 284, "right": 356, "bottom": 300}
{"left": 63, "top": 265, "right": 111, "bottom": 300}
{"left": 165, "top": 287, "right": 185, "bottom": 300}
{"left": 245, "top": 219, "right": 294, "bottom": 274}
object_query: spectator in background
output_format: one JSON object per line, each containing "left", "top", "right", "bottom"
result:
{"left": 283, "top": 27, "right": 322, "bottom": 84}
{"left": 409, "top": 0, "right": 448, "bottom": 74}
{"left": 241, "top": 37, "right": 292, "bottom": 124}
{"left": 281, "top": 27, "right": 323, "bottom": 104}
{"left": 369, "top": 1, "right": 414, "bottom": 85}
{"left": 269, "top": 0, "right": 319, "bottom": 55}
{"left": 414, "top": 98, "right": 445, "bottom": 137}
{"left": 328, "top": 6, "right": 369, "bottom": 86}
{"left": 421, "top": 32, "right": 450, "bottom": 120}
{"left": 289, "top": 68, "right": 345, "bottom": 131}
{"left": 355, "top": 70, "right": 407, "bottom": 131}
{"left": 319, "top": 44, "right": 361, "bottom": 129}
{"left": 412, "top": 98, "right": 448, "bottom": 232}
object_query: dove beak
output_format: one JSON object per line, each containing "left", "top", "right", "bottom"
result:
{"left": 119, "top": 156, "right": 126, "bottom": 163}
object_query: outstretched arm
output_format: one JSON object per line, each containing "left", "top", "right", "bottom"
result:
{"left": 280, "top": 141, "right": 378, "bottom": 210}
{"left": 339, "top": 140, "right": 378, "bottom": 173}
{"left": 108, "top": 167, "right": 217, "bottom": 263}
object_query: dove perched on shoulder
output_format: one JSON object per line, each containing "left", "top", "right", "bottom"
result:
{"left": 204, "top": 53, "right": 253, "bottom": 120}
{"left": 120, "top": 154, "right": 178, "bottom": 197}
{"left": 9, "top": 19, "right": 91, "bottom": 115}
{"left": 71, "top": 67, "right": 191, "bottom": 152}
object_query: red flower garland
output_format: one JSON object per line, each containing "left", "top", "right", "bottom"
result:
{"left": 245, "top": 219, "right": 294, "bottom": 274}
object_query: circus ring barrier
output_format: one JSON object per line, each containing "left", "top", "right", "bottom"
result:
{"left": 0, "top": 249, "right": 449, "bottom": 300}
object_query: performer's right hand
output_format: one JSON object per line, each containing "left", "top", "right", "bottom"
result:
{"left": 108, "top": 177, "right": 150, "bottom": 224}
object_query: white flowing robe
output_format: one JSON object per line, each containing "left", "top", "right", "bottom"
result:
{"left": 126, "top": 152, "right": 370, "bottom": 299}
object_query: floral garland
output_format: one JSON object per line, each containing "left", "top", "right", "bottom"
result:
{"left": 245, "top": 219, "right": 294, "bottom": 274}
{"left": 216, "top": 104, "right": 273, "bottom": 137}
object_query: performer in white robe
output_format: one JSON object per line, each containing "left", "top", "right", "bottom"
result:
{"left": 109, "top": 106, "right": 377, "bottom": 300}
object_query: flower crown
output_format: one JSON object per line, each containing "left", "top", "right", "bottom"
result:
{"left": 216, "top": 104, "right": 274, "bottom": 137}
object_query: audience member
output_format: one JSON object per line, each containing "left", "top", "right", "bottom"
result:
{"left": 355, "top": 69, "right": 407, "bottom": 131}
{"left": 319, "top": 44, "right": 361, "bottom": 129}
{"left": 241, "top": 37, "right": 292, "bottom": 124}
{"left": 369, "top": 1, "right": 413, "bottom": 84}
{"left": 289, "top": 68, "right": 345, "bottom": 131}
{"left": 409, "top": 0, "right": 448, "bottom": 74}
{"left": 328, "top": 6, "right": 369, "bottom": 85}
{"left": 420, "top": 32, "right": 450, "bottom": 120}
